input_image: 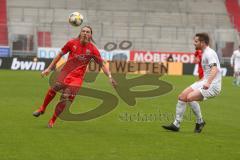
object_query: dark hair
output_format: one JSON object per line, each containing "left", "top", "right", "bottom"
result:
{"left": 78, "top": 25, "right": 96, "bottom": 43}
{"left": 195, "top": 33, "right": 210, "bottom": 45}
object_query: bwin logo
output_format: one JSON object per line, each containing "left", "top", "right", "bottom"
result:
{"left": 11, "top": 58, "right": 45, "bottom": 70}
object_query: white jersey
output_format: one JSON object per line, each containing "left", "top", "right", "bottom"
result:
{"left": 230, "top": 49, "right": 240, "bottom": 71}
{"left": 201, "top": 46, "right": 222, "bottom": 84}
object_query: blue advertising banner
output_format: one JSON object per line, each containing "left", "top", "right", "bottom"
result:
{"left": 0, "top": 46, "right": 10, "bottom": 57}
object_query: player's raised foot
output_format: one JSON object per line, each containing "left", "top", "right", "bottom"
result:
{"left": 32, "top": 109, "right": 44, "bottom": 117}
{"left": 48, "top": 119, "right": 55, "bottom": 128}
{"left": 194, "top": 121, "right": 206, "bottom": 133}
{"left": 162, "top": 123, "right": 179, "bottom": 132}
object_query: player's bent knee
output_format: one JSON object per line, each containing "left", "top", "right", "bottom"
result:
{"left": 60, "top": 93, "right": 75, "bottom": 102}
{"left": 186, "top": 91, "right": 203, "bottom": 102}
{"left": 61, "top": 94, "right": 70, "bottom": 101}
{"left": 178, "top": 94, "right": 187, "bottom": 102}
{"left": 186, "top": 96, "right": 193, "bottom": 102}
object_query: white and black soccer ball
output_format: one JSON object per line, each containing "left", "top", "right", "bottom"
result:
{"left": 68, "top": 12, "right": 83, "bottom": 27}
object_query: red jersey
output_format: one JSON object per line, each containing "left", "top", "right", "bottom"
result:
{"left": 194, "top": 50, "right": 203, "bottom": 79}
{"left": 57, "top": 38, "right": 103, "bottom": 87}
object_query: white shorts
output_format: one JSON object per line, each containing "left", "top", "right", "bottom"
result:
{"left": 190, "top": 80, "right": 221, "bottom": 100}
{"left": 234, "top": 66, "right": 240, "bottom": 73}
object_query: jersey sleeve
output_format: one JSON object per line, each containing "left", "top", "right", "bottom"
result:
{"left": 61, "top": 40, "right": 72, "bottom": 55}
{"left": 207, "top": 51, "right": 217, "bottom": 66}
{"left": 92, "top": 44, "right": 104, "bottom": 64}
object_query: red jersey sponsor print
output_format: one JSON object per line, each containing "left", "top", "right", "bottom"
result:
{"left": 57, "top": 38, "right": 103, "bottom": 87}
{"left": 194, "top": 50, "right": 203, "bottom": 79}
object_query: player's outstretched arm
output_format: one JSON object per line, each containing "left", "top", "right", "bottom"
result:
{"left": 100, "top": 61, "right": 117, "bottom": 88}
{"left": 41, "top": 51, "right": 63, "bottom": 77}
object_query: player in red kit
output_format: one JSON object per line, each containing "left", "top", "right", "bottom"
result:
{"left": 33, "top": 25, "right": 117, "bottom": 128}
{"left": 194, "top": 49, "right": 204, "bottom": 79}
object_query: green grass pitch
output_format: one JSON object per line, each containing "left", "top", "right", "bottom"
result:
{"left": 0, "top": 70, "right": 239, "bottom": 160}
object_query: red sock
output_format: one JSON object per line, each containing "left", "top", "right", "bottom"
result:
{"left": 50, "top": 95, "right": 75, "bottom": 123}
{"left": 40, "top": 88, "right": 56, "bottom": 112}
{"left": 50, "top": 101, "right": 66, "bottom": 123}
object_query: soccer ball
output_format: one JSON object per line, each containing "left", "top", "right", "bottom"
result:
{"left": 68, "top": 12, "right": 83, "bottom": 27}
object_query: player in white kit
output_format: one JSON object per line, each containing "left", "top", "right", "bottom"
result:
{"left": 231, "top": 45, "right": 240, "bottom": 86}
{"left": 162, "top": 33, "right": 222, "bottom": 133}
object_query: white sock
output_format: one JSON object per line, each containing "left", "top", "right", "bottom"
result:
{"left": 189, "top": 101, "right": 203, "bottom": 124}
{"left": 173, "top": 100, "right": 186, "bottom": 128}
{"left": 237, "top": 75, "right": 240, "bottom": 85}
